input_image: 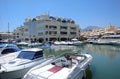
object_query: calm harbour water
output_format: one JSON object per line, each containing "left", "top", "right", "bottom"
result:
{"left": 44, "top": 44, "right": 120, "bottom": 79}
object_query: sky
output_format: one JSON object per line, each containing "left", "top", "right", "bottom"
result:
{"left": 0, "top": 0, "right": 120, "bottom": 32}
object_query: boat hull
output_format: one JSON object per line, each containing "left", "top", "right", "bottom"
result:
{"left": 0, "top": 66, "right": 33, "bottom": 79}
{"left": 69, "top": 57, "right": 91, "bottom": 79}
{"left": 0, "top": 59, "right": 48, "bottom": 79}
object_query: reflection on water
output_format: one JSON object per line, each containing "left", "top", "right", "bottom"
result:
{"left": 84, "top": 44, "right": 120, "bottom": 79}
{"left": 82, "top": 67, "right": 92, "bottom": 79}
{"left": 84, "top": 44, "right": 120, "bottom": 59}
{"left": 44, "top": 45, "right": 84, "bottom": 57}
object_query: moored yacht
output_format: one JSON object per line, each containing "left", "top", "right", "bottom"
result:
{"left": 16, "top": 41, "right": 28, "bottom": 47}
{"left": 72, "top": 38, "right": 83, "bottom": 46}
{"left": 0, "top": 44, "right": 21, "bottom": 56}
{"left": 23, "top": 53, "right": 92, "bottom": 79}
{"left": 0, "top": 44, "right": 21, "bottom": 64}
{"left": 0, "top": 48, "right": 55, "bottom": 79}
{"left": 28, "top": 42, "right": 42, "bottom": 48}
{"left": 96, "top": 34, "right": 120, "bottom": 45}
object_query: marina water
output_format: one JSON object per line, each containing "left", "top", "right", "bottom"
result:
{"left": 44, "top": 44, "right": 120, "bottom": 79}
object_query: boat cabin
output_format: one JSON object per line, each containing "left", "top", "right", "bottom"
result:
{"left": 17, "top": 48, "right": 44, "bottom": 60}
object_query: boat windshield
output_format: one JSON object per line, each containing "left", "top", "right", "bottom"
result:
{"left": 17, "top": 51, "right": 35, "bottom": 60}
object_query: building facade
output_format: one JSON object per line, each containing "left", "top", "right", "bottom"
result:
{"left": 13, "top": 26, "right": 24, "bottom": 41}
{"left": 0, "top": 32, "right": 13, "bottom": 41}
{"left": 14, "top": 14, "right": 80, "bottom": 42}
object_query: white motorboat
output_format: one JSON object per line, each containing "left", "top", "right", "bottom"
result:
{"left": 54, "top": 41, "right": 61, "bottom": 45}
{"left": 54, "top": 41, "right": 73, "bottom": 45}
{"left": 0, "top": 48, "right": 55, "bottom": 79}
{"left": 0, "top": 44, "right": 21, "bottom": 64}
{"left": 0, "top": 44, "right": 21, "bottom": 56}
{"left": 16, "top": 42, "right": 28, "bottom": 46}
{"left": 28, "top": 42, "right": 42, "bottom": 48}
{"left": 73, "top": 41, "right": 83, "bottom": 46}
{"left": 67, "top": 41, "right": 74, "bottom": 45}
{"left": 23, "top": 53, "right": 92, "bottom": 79}
{"left": 51, "top": 45, "right": 75, "bottom": 51}
{"left": 96, "top": 34, "right": 120, "bottom": 45}
{"left": 72, "top": 38, "right": 83, "bottom": 46}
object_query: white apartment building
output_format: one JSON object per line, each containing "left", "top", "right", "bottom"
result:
{"left": 13, "top": 26, "right": 24, "bottom": 41}
{"left": 21, "top": 14, "right": 80, "bottom": 42}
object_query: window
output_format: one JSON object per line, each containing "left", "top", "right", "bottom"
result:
{"left": 45, "top": 25, "right": 48, "bottom": 28}
{"left": 60, "top": 26, "right": 67, "bottom": 29}
{"left": 17, "top": 51, "right": 35, "bottom": 60}
{"left": 70, "top": 27, "right": 76, "bottom": 30}
{"left": 33, "top": 51, "right": 43, "bottom": 59}
{"left": 46, "top": 31, "right": 48, "bottom": 34}
{"left": 38, "top": 32, "right": 43, "bottom": 36}
{"left": 60, "top": 32, "right": 67, "bottom": 34}
{"left": 54, "top": 31, "right": 57, "bottom": 34}
{"left": 25, "top": 29, "right": 28, "bottom": 32}
{"left": 70, "top": 32, "right": 76, "bottom": 34}
{"left": 17, "top": 33, "right": 19, "bottom": 35}
{"left": 17, "top": 51, "right": 43, "bottom": 60}
{"left": 17, "top": 36, "right": 19, "bottom": 38}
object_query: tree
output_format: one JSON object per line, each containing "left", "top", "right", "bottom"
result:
{"left": 78, "top": 36, "right": 87, "bottom": 41}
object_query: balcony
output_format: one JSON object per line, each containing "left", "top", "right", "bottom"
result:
{"left": 70, "top": 34, "right": 76, "bottom": 37}
{"left": 49, "top": 28, "right": 57, "bottom": 31}
{"left": 60, "top": 28, "right": 67, "bottom": 31}
{"left": 60, "top": 34, "right": 68, "bottom": 37}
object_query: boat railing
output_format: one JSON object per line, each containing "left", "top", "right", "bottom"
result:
{"left": 78, "top": 55, "right": 92, "bottom": 69}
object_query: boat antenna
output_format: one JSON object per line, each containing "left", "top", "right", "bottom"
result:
{"left": 8, "top": 22, "right": 10, "bottom": 41}
{"left": 109, "top": 22, "right": 112, "bottom": 27}
{"left": 48, "top": 11, "right": 50, "bottom": 16}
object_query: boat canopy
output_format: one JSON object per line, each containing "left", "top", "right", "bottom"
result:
{"left": 17, "top": 48, "right": 43, "bottom": 60}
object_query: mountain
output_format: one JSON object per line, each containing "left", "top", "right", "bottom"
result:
{"left": 81, "top": 26, "right": 100, "bottom": 32}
